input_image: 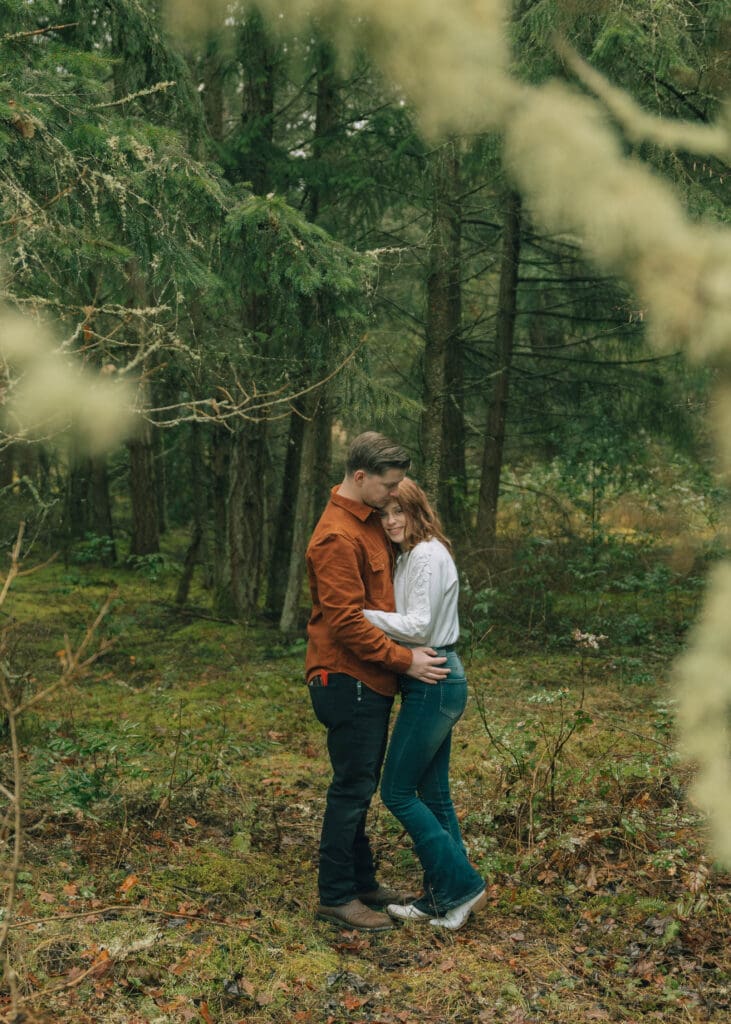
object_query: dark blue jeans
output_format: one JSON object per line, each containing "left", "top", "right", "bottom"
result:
{"left": 309, "top": 674, "right": 394, "bottom": 906}
{"left": 380, "top": 650, "right": 484, "bottom": 915}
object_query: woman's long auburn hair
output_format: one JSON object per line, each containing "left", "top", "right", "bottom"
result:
{"left": 395, "top": 477, "right": 453, "bottom": 554}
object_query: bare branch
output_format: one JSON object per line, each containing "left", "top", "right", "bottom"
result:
{"left": 0, "top": 523, "right": 25, "bottom": 609}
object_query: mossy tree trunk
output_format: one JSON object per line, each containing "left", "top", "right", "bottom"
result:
{"left": 477, "top": 189, "right": 522, "bottom": 549}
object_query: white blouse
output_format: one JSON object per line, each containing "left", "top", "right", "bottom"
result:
{"left": 363, "top": 538, "right": 459, "bottom": 648}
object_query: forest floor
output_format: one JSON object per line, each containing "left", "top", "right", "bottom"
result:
{"left": 0, "top": 559, "right": 729, "bottom": 1024}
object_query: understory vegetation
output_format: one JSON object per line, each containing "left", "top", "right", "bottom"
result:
{"left": 1, "top": 472, "right": 728, "bottom": 1024}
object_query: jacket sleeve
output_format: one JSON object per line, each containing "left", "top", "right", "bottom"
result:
{"left": 309, "top": 531, "right": 413, "bottom": 673}
{"left": 363, "top": 546, "right": 433, "bottom": 644}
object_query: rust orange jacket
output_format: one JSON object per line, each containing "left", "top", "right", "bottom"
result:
{"left": 305, "top": 487, "right": 413, "bottom": 696}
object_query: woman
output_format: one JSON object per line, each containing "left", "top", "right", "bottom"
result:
{"left": 363, "top": 478, "right": 486, "bottom": 931}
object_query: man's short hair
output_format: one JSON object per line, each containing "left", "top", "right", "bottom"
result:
{"left": 346, "top": 431, "right": 411, "bottom": 476}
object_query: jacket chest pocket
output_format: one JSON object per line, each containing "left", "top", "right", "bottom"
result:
{"left": 367, "top": 553, "right": 390, "bottom": 603}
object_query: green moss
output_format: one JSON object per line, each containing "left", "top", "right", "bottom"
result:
{"left": 153, "top": 846, "right": 278, "bottom": 898}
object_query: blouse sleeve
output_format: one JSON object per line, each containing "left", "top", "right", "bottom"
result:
{"left": 363, "top": 545, "right": 433, "bottom": 644}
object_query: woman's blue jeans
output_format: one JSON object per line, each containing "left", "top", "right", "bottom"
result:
{"left": 380, "top": 650, "right": 484, "bottom": 915}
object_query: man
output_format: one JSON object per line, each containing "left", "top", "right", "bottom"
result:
{"left": 306, "top": 431, "right": 449, "bottom": 930}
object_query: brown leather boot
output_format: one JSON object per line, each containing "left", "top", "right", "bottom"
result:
{"left": 316, "top": 898, "right": 394, "bottom": 930}
{"left": 357, "top": 883, "right": 414, "bottom": 908}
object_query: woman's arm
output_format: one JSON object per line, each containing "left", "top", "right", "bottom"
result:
{"left": 364, "top": 545, "right": 433, "bottom": 644}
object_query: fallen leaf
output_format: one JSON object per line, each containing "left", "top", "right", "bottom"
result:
{"left": 198, "top": 1001, "right": 214, "bottom": 1024}
{"left": 90, "top": 950, "right": 113, "bottom": 977}
{"left": 117, "top": 873, "right": 138, "bottom": 894}
{"left": 341, "top": 994, "right": 369, "bottom": 1010}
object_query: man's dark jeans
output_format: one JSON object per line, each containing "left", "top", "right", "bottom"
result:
{"left": 309, "top": 673, "right": 394, "bottom": 906}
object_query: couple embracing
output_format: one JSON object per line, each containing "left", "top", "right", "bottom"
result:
{"left": 305, "top": 431, "right": 487, "bottom": 932}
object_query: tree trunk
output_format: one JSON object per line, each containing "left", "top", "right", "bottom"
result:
{"left": 201, "top": 34, "right": 226, "bottom": 144}
{"left": 309, "top": 41, "right": 338, "bottom": 530}
{"left": 275, "top": 38, "right": 338, "bottom": 631}
{"left": 227, "top": 420, "right": 267, "bottom": 618}
{"left": 239, "top": 9, "right": 278, "bottom": 194}
{"left": 66, "top": 446, "right": 90, "bottom": 542}
{"left": 265, "top": 410, "right": 305, "bottom": 619}
{"left": 421, "top": 140, "right": 461, "bottom": 502}
{"left": 0, "top": 444, "right": 14, "bottom": 490}
{"left": 89, "top": 454, "right": 116, "bottom": 564}
{"left": 477, "top": 190, "right": 522, "bottom": 548}
{"left": 439, "top": 164, "right": 467, "bottom": 545}
{"left": 211, "top": 426, "right": 233, "bottom": 615}
{"left": 308, "top": 40, "right": 338, "bottom": 223}
{"left": 279, "top": 408, "right": 317, "bottom": 634}
{"left": 175, "top": 523, "right": 202, "bottom": 607}
{"left": 209, "top": 9, "right": 277, "bottom": 618}
{"left": 128, "top": 417, "right": 160, "bottom": 557}
{"left": 152, "top": 420, "right": 167, "bottom": 537}
{"left": 181, "top": 420, "right": 211, "bottom": 597}
{"left": 313, "top": 392, "right": 334, "bottom": 518}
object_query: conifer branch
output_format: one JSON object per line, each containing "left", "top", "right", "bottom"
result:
{"left": 1, "top": 23, "right": 78, "bottom": 42}
{"left": 0, "top": 168, "right": 87, "bottom": 232}
{"left": 91, "top": 81, "right": 177, "bottom": 109}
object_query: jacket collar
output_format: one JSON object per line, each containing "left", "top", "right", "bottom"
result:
{"left": 330, "top": 485, "right": 378, "bottom": 523}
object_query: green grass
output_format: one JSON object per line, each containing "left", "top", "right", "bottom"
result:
{"left": 0, "top": 559, "right": 729, "bottom": 1023}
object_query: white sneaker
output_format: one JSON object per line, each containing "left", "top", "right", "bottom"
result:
{"left": 430, "top": 888, "right": 487, "bottom": 931}
{"left": 387, "top": 902, "right": 431, "bottom": 922}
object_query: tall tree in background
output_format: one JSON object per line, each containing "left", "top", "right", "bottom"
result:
{"left": 477, "top": 189, "right": 521, "bottom": 551}
{"left": 267, "top": 35, "right": 341, "bottom": 620}
{"left": 420, "top": 139, "right": 461, "bottom": 502}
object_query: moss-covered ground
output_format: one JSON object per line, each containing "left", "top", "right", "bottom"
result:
{"left": 0, "top": 559, "right": 728, "bottom": 1023}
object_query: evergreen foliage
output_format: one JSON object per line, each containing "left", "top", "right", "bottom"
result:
{"left": 0, "top": 0, "right": 725, "bottom": 620}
